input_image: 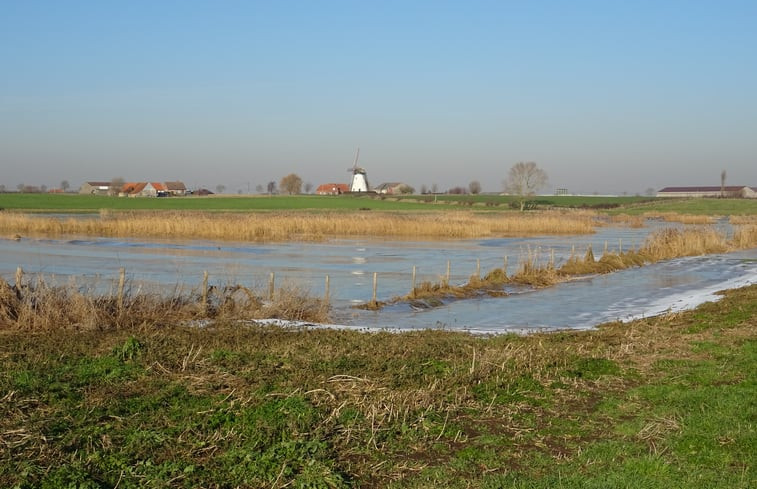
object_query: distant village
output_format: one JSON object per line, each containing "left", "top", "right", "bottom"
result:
{"left": 5, "top": 163, "right": 756, "bottom": 199}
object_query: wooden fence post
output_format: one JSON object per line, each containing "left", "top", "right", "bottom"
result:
{"left": 503, "top": 256, "right": 508, "bottom": 278}
{"left": 476, "top": 258, "right": 481, "bottom": 279}
{"left": 117, "top": 267, "right": 126, "bottom": 311}
{"left": 268, "top": 272, "right": 275, "bottom": 301}
{"left": 201, "top": 271, "right": 209, "bottom": 312}
{"left": 324, "top": 274, "right": 330, "bottom": 303}
{"left": 15, "top": 267, "right": 23, "bottom": 289}
{"left": 411, "top": 265, "right": 417, "bottom": 297}
{"left": 372, "top": 272, "right": 378, "bottom": 304}
{"left": 445, "top": 260, "right": 451, "bottom": 286}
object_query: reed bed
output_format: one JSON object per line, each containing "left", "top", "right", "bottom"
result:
{"left": 0, "top": 210, "right": 598, "bottom": 241}
{"left": 729, "top": 215, "right": 757, "bottom": 225}
{"left": 0, "top": 276, "right": 328, "bottom": 331}
{"left": 390, "top": 226, "right": 756, "bottom": 309}
{"left": 643, "top": 211, "right": 716, "bottom": 224}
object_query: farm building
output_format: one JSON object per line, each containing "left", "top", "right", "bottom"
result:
{"left": 316, "top": 183, "right": 349, "bottom": 195}
{"left": 657, "top": 186, "right": 757, "bottom": 198}
{"left": 374, "top": 182, "right": 413, "bottom": 195}
{"left": 120, "top": 182, "right": 169, "bottom": 197}
{"left": 79, "top": 182, "right": 113, "bottom": 195}
{"left": 165, "top": 181, "right": 187, "bottom": 196}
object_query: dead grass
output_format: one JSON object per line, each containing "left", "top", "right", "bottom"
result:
{"left": 0, "top": 276, "right": 328, "bottom": 331}
{"left": 0, "top": 210, "right": 598, "bottom": 241}
{"left": 643, "top": 212, "right": 716, "bottom": 224}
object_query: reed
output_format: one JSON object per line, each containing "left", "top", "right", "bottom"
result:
{"left": 643, "top": 211, "right": 716, "bottom": 224}
{"left": 388, "top": 225, "right": 756, "bottom": 309}
{"left": 0, "top": 210, "right": 598, "bottom": 241}
{"left": 0, "top": 276, "right": 328, "bottom": 331}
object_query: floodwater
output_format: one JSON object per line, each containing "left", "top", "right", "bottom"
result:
{"left": 1, "top": 219, "right": 755, "bottom": 334}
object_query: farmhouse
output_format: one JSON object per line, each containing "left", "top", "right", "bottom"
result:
{"left": 374, "top": 182, "right": 413, "bottom": 195}
{"left": 165, "top": 181, "right": 187, "bottom": 196}
{"left": 79, "top": 182, "right": 113, "bottom": 195}
{"left": 316, "top": 183, "right": 349, "bottom": 195}
{"left": 120, "top": 182, "right": 169, "bottom": 197}
{"left": 657, "top": 186, "right": 757, "bottom": 198}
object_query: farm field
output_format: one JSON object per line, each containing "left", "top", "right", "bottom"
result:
{"left": 4, "top": 192, "right": 756, "bottom": 215}
{"left": 1, "top": 285, "right": 754, "bottom": 488}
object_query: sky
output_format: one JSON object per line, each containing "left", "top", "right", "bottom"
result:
{"left": 1, "top": 0, "right": 756, "bottom": 195}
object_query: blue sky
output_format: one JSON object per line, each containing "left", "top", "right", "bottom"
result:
{"left": 2, "top": 0, "right": 755, "bottom": 194}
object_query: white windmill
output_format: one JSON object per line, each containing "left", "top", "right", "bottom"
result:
{"left": 348, "top": 148, "right": 369, "bottom": 192}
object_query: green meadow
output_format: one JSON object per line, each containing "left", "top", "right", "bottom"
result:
{"left": 1, "top": 285, "right": 754, "bottom": 488}
{"left": 2, "top": 192, "right": 756, "bottom": 215}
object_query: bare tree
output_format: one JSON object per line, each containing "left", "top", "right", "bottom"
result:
{"left": 255, "top": 184, "right": 264, "bottom": 194}
{"left": 60, "top": 180, "right": 70, "bottom": 192}
{"left": 215, "top": 184, "right": 226, "bottom": 194}
{"left": 280, "top": 173, "right": 303, "bottom": 195}
{"left": 420, "top": 184, "right": 428, "bottom": 194}
{"left": 304, "top": 182, "right": 313, "bottom": 194}
{"left": 720, "top": 170, "right": 727, "bottom": 198}
{"left": 469, "top": 180, "right": 482, "bottom": 195}
{"left": 17, "top": 183, "right": 25, "bottom": 193}
{"left": 267, "top": 181, "right": 277, "bottom": 195}
{"left": 109, "top": 177, "right": 125, "bottom": 196}
{"left": 503, "top": 161, "right": 548, "bottom": 211}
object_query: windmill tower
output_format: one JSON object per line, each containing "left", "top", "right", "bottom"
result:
{"left": 348, "top": 148, "right": 369, "bottom": 192}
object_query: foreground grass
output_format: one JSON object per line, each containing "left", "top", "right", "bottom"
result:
{"left": 1, "top": 285, "right": 755, "bottom": 488}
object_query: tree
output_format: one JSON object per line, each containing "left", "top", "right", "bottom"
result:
{"left": 280, "top": 173, "right": 302, "bottom": 195}
{"left": 397, "top": 184, "right": 415, "bottom": 195}
{"left": 304, "top": 182, "right": 313, "bottom": 194}
{"left": 267, "top": 181, "right": 277, "bottom": 195}
{"left": 720, "top": 170, "right": 727, "bottom": 198}
{"left": 215, "top": 184, "right": 226, "bottom": 194}
{"left": 469, "top": 180, "right": 482, "bottom": 195}
{"left": 420, "top": 184, "right": 428, "bottom": 194}
{"left": 255, "top": 184, "right": 264, "bottom": 194}
{"left": 503, "top": 161, "right": 548, "bottom": 211}
{"left": 109, "top": 177, "right": 125, "bottom": 196}
{"left": 60, "top": 180, "right": 70, "bottom": 192}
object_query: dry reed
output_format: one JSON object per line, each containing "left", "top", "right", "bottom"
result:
{"left": 0, "top": 210, "right": 597, "bottom": 241}
{"left": 0, "top": 276, "right": 329, "bottom": 331}
{"left": 386, "top": 225, "right": 756, "bottom": 309}
{"left": 643, "top": 212, "right": 715, "bottom": 224}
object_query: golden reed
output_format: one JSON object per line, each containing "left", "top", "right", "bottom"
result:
{"left": 0, "top": 210, "right": 597, "bottom": 241}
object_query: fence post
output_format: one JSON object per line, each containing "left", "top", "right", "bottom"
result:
{"left": 324, "top": 274, "right": 330, "bottom": 303}
{"left": 15, "top": 267, "right": 23, "bottom": 289}
{"left": 619, "top": 238, "right": 623, "bottom": 254}
{"left": 201, "top": 271, "right": 209, "bottom": 312}
{"left": 411, "top": 265, "right": 417, "bottom": 297}
{"left": 476, "top": 258, "right": 481, "bottom": 279}
{"left": 372, "top": 272, "right": 378, "bottom": 304}
{"left": 117, "top": 267, "right": 126, "bottom": 311}
{"left": 268, "top": 272, "right": 275, "bottom": 301}
{"left": 503, "top": 256, "right": 508, "bottom": 278}
{"left": 445, "top": 260, "right": 451, "bottom": 286}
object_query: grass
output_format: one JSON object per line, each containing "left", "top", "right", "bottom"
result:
{"left": 0, "top": 210, "right": 598, "bottom": 241}
{"left": 1, "top": 284, "right": 754, "bottom": 488}
{"left": 0, "top": 275, "right": 329, "bottom": 330}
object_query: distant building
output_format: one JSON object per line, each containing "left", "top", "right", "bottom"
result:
{"left": 316, "top": 183, "right": 349, "bottom": 195}
{"left": 79, "top": 181, "right": 113, "bottom": 195}
{"left": 374, "top": 182, "right": 412, "bottom": 195}
{"left": 657, "top": 186, "right": 757, "bottom": 198}
{"left": 165, "top": 181, "right": 187, "bottom": 196}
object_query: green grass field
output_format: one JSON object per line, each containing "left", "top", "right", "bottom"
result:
{"left": 1, "top": 285, "right": 754, "bottom": 488}
{"left": 2, "top": 192, "right": 756, "bottom": 215}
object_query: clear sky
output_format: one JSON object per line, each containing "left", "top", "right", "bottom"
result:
{"left": 2, "top": 0, "right": 755, "bottom": 195}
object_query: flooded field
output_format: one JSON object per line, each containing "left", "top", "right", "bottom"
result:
{"left": 1, "top": 219, "right": 755, "bottom": 333}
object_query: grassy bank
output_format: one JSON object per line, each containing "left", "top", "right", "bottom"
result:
{"left": 1, "top": 285, "right": 755, "bottom": 488}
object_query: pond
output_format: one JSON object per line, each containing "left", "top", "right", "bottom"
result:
{"left": 1, "top": 219, "right": 755, "bottom": 333}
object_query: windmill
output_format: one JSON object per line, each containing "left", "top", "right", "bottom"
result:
{"left": 348, "top": 147, "right": 369, "bottom": 192}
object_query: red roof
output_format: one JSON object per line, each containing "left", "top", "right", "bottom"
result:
{"left": 316, "top": 183, "right": 349, "bottom": 194}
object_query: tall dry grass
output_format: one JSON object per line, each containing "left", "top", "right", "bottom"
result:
{"left": 0, "top": 210, "right": 597, "bottom": 241}
{"left": 0, "top": 276, "right": 328, "bottom": 331}
{"left": 643, "top": 212, "right": 716, "bottom": 224}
